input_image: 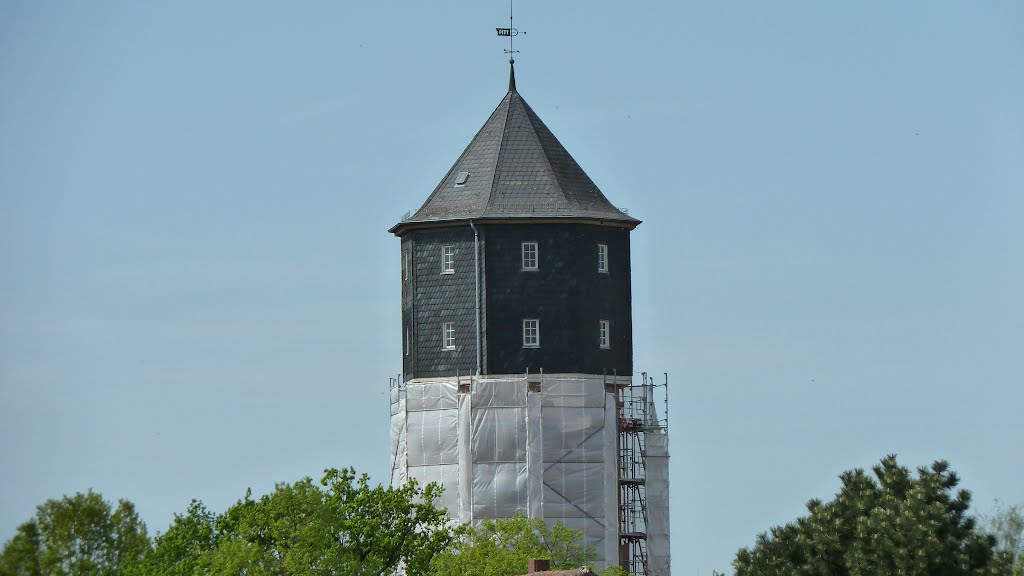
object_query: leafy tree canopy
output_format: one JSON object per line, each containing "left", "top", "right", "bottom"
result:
{"left": 429, "top": 514, "right": 594, "bottom": 576}
{"left": 0, "top": 489, "right": 149, "bottom": 576}
{"left": 141, "top": 467, "right": 453, "bottom": 576}
{"left": 734, "top": 455, "right": 1012, "bottom": 576}
{"left": 981, "top": 501, "right": 1024, "bottom": 575}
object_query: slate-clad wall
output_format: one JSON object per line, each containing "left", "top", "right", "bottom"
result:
{"left": 482, "top": 223, "right": 632, "bottom": 376}
{"left": 404, "top": 227, "right": 479, "bottom": 380}
{"left": 400, "top": 236, "right": 414, "bottom": 378}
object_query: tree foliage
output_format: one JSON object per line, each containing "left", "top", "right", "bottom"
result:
{"left": 733, "top": 455, "right": 1011, "bottom": 576}
{"left": 0, "top": 490, "right": 149, "bottom": 576}
{"left": 0, "top": 522, "right": 41, "bottom": 576}
{"left": 138, "top": 499, "right": 217, "bottom": 576}
{"left": 981, "top": 501, "right": 1024, "bottom": 575}
{"left": 429, "top": 513, "right": 594, "bottom": 576}
{"left": 141, "top": 467, "right": 453, "bottom": 576}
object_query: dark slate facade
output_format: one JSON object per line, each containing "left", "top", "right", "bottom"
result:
{"left": 401, "top": 228, "right": 479, "bottom": 379}
{"left": 394, "top": 64, "right": 639, "bottom": 381}
{"left": 482, "top": 223, "right": 632, "bottom": 376}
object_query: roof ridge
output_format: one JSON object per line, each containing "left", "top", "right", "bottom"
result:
{"left": 483, "top": 89, "right": 517, "bottom": 213}
{"left": 409, "top": 94, "right": 512, "bottom": 220}
{"left": 521, "top": 97, "right": 605, "bottom": 211}
{"left": 518, "top": 93, "right": 568, "bottom": 209}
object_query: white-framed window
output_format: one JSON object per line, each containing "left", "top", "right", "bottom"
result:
{"left": 522, "top": 242, "right": 538, "bottom": 271}
{"left": 443, "top": 322, "right": 456, "bottom": 350}
{"left": 441, "top": 245, "right": 455, "bottom": 274}
{"left": 402, "top": 249, "right": 410, "bottom": 281}
{"left": 522, "top": 319, "right": 540, "bottom": 348}
{"left": 599, "top": 320, "right": 610, "bottom": 349}
{"left": 597, "top": 244, "right": 608, "bottom": 273}
{"left": 405, "top": 326, "right": 411, "bottom": 356}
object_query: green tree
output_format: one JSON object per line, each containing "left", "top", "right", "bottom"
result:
{"left": 982, "top": 501, "right": 1024, "bottom": 575}
{"left": 0, "top": 490, "right": 149, "bottom": 576}
{"left": 142, "top": 467, "right": 453, "bottom": 576}
{"left": 0, "top": 522, "right": 42, "bottom": 576}
{"left": 429, "top": 513, "right": 594, "bottom": 576}
{"left": 733, "top": 455, "right": 1011, "bottom": 576}
{"left": 140, "top": 499, "right": 217, "bottom": 576}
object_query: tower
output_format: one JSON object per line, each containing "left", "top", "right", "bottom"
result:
{"left": 389, "top": 63, "right": 669, "bottom": 575}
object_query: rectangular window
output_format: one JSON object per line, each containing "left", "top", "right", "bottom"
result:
{"left": 402, "top": 249, "right": 409, "bottom": 281}
{"left": 405, "top": 327, "right": 411, "bottom": 356}
{"left": 441, "top": 245, "right": 455, "bottom": 274}
{"left": 443, "top": 322, "right": 455, "bottom": 350}
{"left": 522, "top": 242, "right": 538, "bottom": 271}
{"left": 597, "top": 244, "right": 608, "bottom": 273}
{"left": 522, "top": 319, "right": 540, "bottom": 348}
{"left": 599, "top": 320, "right": 610, "bottom": 349}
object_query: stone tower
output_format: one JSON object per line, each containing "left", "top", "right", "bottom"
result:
{"left": 389, "top": 63, "right": 669, "bottom": 574}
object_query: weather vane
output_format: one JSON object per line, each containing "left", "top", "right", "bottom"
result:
{"left": 495, "top": 0, "right": 524, "bottom": 63}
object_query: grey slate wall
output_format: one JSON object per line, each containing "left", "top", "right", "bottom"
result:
{"left": 403, "top": 227, "right": 479, "bottom": 380}
{"left": 400, "top": 236, "right": 414, "bottom": 378}
{"left": 482, "top": 223, "right": 632, "bottom": 376}
{"left": 402, "top": 222, "right": 632, "bottom": 380}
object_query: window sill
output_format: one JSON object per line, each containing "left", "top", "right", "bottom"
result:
{"left": 441, "top": 270, "right": 455, "bottom": 275}
{"left": 522, "top": 344, "right": 540, "bottom": 349}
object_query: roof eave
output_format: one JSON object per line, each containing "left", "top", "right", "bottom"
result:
{"left": 389, "top": 214, "right": 641, "bottom": 237}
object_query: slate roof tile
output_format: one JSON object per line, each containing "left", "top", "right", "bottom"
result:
{"left": 390, "top": 64, "right": 639, "bottom": 235}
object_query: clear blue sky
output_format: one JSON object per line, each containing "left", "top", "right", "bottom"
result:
{"left": 1, "top": 2, "right": 1021, "bottom": 573}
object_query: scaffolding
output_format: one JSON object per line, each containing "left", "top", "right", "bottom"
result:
{"left": 617, "top": 372, "right": 669, "bottom": 576}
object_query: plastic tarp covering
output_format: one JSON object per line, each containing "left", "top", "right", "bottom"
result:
{"left": 389, "top": 384, "right": 408, "bottom": 486}
{"left": 644, "top": 412, "right": 671, "bottom": 576}
{"left": 391, "top": 374, "right": 621, "bottom": 568}
{"left": 400, "top": 381, "right": 462, "bottom": 516}
{"left": 602, "top": 392, "right": 619, "bottom": 567}
{"left": 540, "top": 377, "right": 610, "bottom": 559}
{"left": 471, "top": 379, "right": 528, "bottom": 518}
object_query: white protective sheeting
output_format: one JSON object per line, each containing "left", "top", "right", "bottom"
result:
{"left": 471, "top": 378, "right": 528, "bottom": 518}
{"left": 396, "top": 380, "right": 462, "bottom": 515}
{"left": 602, "top": 392, "right": 619, "bottom": 567}
{"left": 644, "top": 420, "right": 671, "bottom": 576}
{"left": 526, "top": 391, "right": 543, "bottom": 519}
{"left": 390, "top": 374, "right": 628, "bottom": 568}
{"left": 389, "top": 384, "right": 408, "bottom": 486}
{"left": 539, "top": 377, "right": 610, "bottom": 557}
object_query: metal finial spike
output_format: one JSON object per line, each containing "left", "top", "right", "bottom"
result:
{"left": 497, "top": 0, "right": 523, "bottom": 89}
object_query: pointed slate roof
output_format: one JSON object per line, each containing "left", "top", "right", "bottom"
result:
{"left": 390, "top": 64, "right": 639, "bottom": 235}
